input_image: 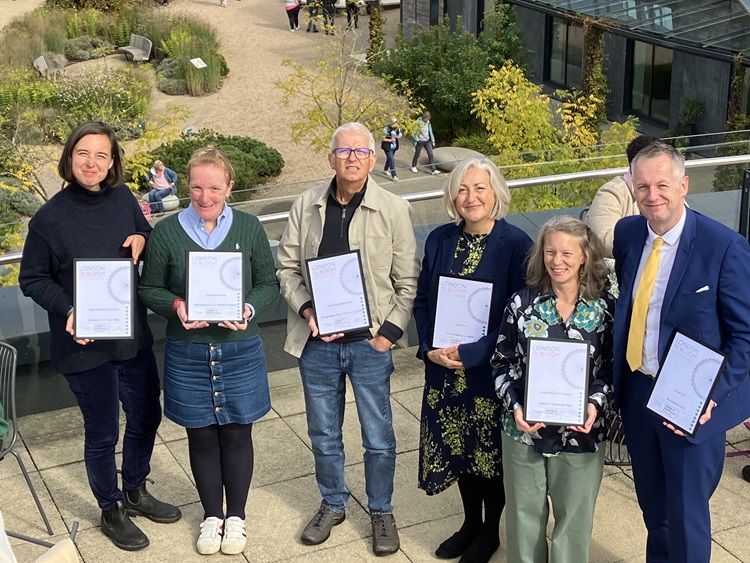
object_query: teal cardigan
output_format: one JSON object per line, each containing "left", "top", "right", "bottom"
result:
{"left": 138, "top": 211, "right": 279, "bottom": 343}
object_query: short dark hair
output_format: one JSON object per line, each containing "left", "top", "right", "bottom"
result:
{"left": 626, "top": 135, "right": 659, "bottom": 164}
{"left": 58, "top": 121, "right": 124, "bottom": 188}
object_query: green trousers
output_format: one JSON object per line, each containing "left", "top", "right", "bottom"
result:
{"left": 501, "top": 431, "right": 605, "bottom": 563}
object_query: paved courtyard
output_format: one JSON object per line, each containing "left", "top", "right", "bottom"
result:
{"left": 3, "top": 348, "right": 750, "bottom": 562}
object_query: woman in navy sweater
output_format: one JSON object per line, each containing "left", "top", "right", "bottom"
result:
{"left": 19, "top": 122, "right": 181, "bottom": 551}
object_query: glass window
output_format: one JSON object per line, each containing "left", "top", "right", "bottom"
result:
{"left": 546, "top": 16, "right": 583, "bottom": 89}
{"left": 628, "top": 40, "right": 673, "bottom": 123}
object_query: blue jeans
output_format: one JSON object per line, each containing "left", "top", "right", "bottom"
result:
{"left": 148, "top": 187, "right": 172, "bottom": 213}
{"left": 383, "top": 149, "right": 397, "bottom": 177}
{"left": 64, "top": 349, "right": 162, "bottom": 509}
{"left": 412, "top": 140, "right": 436, "bottom": 172}
{"left": 307, "top": 4, "right": 319, "bottom": 31}
{"left": 298, "top": 339, "right": 396, "bottom": 514}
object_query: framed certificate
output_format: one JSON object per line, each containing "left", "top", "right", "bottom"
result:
{"left": 524, "top": 338, "right": 590, "bottom": 426}
{"left": 432, "top": 275, "right": 494, "bottom": 348}
{"left": 645, "top": 329, "right": 727, "bottom": 438}
{"left": 186, "top": 251, "right": 245, "bottom": 322}
{"left": 305, "top": 250, "right": 372, "bottom": 337}
{"left": 73, "top": 258, "right": 134, "bottom": 340}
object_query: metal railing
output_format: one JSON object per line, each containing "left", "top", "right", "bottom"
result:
{"left": 2, "top": 153, "right": 750, "bottom": 267}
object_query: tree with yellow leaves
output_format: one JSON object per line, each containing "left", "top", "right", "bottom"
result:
{"left": 471, "top": 61, "right": 638, "bottom": 213}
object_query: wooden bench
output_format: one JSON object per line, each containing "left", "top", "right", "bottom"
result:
{"left": 118, "top": 34, "right": 152, "bottom": 62}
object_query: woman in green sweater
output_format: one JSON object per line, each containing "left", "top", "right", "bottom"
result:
{"left": 139, "top": 147, "right": 279, "bottom": 556}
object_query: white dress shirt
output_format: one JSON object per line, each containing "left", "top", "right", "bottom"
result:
{"left": 631, "top": 207, "right": 687, "bottom": 376}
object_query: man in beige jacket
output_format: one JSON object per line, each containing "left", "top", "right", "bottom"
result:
{"left": 277, "top": 122, "right": 419, "bottom": 557}
{"left": 586, "top": 134, "right": 658, "bottom": 257}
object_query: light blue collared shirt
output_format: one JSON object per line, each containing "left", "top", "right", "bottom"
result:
{"left": 178, "top": 203, "right": 233, "bottom": 250}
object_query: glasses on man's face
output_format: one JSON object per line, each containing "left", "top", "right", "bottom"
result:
{"left": 332, "top": 147, "right": 373, "bottom": 160}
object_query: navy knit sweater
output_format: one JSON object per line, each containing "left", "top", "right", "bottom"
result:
{"left": 19, "top": 182, "right": 153, "bottom": 374}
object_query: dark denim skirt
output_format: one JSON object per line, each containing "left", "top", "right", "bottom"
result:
{"left": 164, "top": 335, "right": 271, "bottom": 428}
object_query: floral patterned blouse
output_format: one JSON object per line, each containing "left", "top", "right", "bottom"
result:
{"left": 492, "top": 285, "right": 615, "bottom": 455}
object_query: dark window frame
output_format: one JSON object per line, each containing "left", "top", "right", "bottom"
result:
{"left": 626, "top": 38, "right": 673, "bottom": 125}
{"left": 544, "top": 15, "right": 584, "bottom": 90}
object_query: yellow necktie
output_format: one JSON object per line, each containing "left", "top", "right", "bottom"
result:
{"left": 627, "top": 237, "right": 664, "bottom": 372}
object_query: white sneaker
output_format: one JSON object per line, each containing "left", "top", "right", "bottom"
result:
{"left": 196, "top": 517, "right": 223, "bottom": 555}
{"left": 410, "top": 167, "right": 418, "bottom": 173}
{"left": 431, "top": 170, "right": 441, "bottom": 175}
{"left": 391, "top": 176, "right": 399, "bottom": 181}
{"left": 221, "top": 517, "right": 247, "bottom": 555}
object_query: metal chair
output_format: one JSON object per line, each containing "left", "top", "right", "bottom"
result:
{"left": 0, "top": 342, "right": 53, "bottom": 535}
{"left": 602, "top": 406, "right": 631, "bottom": 467}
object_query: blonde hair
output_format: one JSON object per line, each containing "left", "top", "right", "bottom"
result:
{"left": 443, "top": 158, "right": 511, "bottom": 225}
{"left": 186, "top": 146, "right": 235, "bottom": 185}
{"left": 525, "top": 215, "right": 609, "bottom": 300}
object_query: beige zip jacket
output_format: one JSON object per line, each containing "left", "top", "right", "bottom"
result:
{"left": 276, "top": 176, "right": 420, "bottom": 358}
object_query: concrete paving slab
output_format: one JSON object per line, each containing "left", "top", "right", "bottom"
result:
{"left": 0, "top": 440, "right": 34, "bottom": 480}
{"left": 726, "top": 419, "right": 750, "bottom": 445}
{"left": 713, "top": 522, "right": 750, "bottom": 562}
{"left": 252, "top": 418, "right": 315, "bottom": 487}
{"left": 0, "top": 471, "right": 64, "bottom": 540}
{"left": 391, "top": 386, "right": 423, "bottom": 420}
{"left": 18, "top": 406, "right": 83, "bottom": 440}
{"left": 589, "top": 472, "right": 646, "bottom": 562}
{"left": 247, "top": 475, "right": 371, "bottom": 562}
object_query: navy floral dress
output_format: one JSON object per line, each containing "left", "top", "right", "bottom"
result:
{"left": 418, "top": 232, "right": 505, "bottom": 494}
{"left": 492, "top": 286, "right": 615, "bottom": 456}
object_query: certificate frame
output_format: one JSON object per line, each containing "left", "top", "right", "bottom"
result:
{"left": 73, "top": 258, "right": 134, "bottom": 340}
{"left": 305, "top": 250, "right": 372, "bottom": 337}
{"left": 185, "top": 250, "right": 245, "bottom": 323}
{"left": 523, "top": 337, "right": 590, "bottom": 427}
{"left": 645, "top": 329, "right": 727, "bottom": 438}
{"left": 432, "top": 274, "right": 495, "bottom": 348}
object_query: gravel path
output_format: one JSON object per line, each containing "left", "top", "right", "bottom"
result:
{"left": 1, "top": 0, "right": 405, "bottom": 198}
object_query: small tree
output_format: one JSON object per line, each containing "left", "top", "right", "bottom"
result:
{"left": 713, "top": 52, "right": 750, "bottom": 192}
{"left": 275, "top": 28, "right": 415, "bottom": 153}
{"left": 581, "top": 19, "right": 609, "bottom": 134}
{"left": 367, "top": 4, "right": 386, "bottom": 67}
{"left": 471, "top": 61, "right": 638, "bottom": 213}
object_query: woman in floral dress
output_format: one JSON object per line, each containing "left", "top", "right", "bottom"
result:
{"left": 414, "top": 158, "right": 532, "bottom": 563}
{"left": 493, "top": 215, "right": 614, "bottom": 563}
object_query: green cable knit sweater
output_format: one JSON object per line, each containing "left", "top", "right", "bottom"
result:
{"left": 138, "top": 211, "right": 279, "bottom": 343}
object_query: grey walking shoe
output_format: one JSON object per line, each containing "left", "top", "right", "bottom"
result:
{"left": 300, "top": 503, "right": 346, "bottom": 545}
{"left": 371, "top": 513, "right": 399, "bottom": 556}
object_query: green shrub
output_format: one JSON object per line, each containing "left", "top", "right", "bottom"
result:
{"left": 0, "top": 67, "right": 58, "bottom": 107}
{"left": 453, "top": 133, "right": 497, "bottom": 156}
{"left": 64, "top": 35, "right": 114, "bottom": 61}
{"left": 9, "top": 188, "right": 43, "bottom": 217}
{"left": 47, "top": 0, "right": 139, "bottom": 11}
{"left": 157, "top": 57, "right": 181, "bottom": 79}
{"left": 181, "top": 38, "right": 224, "bottom": 96}
{"left": 143, "top": 131, "right": 284, "bottom": 204}
{"left": 158, "top": 77, "right": 188, "bottom": 96}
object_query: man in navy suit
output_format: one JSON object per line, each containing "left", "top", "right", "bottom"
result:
{"left": 613, "top": 141, "right": 750, "bottom": 563}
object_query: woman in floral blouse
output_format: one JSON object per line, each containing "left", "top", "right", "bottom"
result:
{"left": 414, "top": 158, "right": 532, "bottom": 563}
{"left": 493, "top": 215, "right": 614, "bottom": 563}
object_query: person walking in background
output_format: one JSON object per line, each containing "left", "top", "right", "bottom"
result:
{"left": 381, "top": 117, "right": 402, "bottom": 181}
{"left": 411, "top": 111, "right": 440, "bottom": 176}
{"left": 284, "top": 0, "right": 301, "bottom": 31}
{"left": 322, "top": 0, "right": 335, "bottom": 33}
{"left": 494, "top": 216, "right": 615, "bottom": 563}
{"left": 306, "top": 0, "right": 320, "bottom": 32}
{"left": 147, "top": 159, "right": 178, "bottom": 215}
{"left": 414, "top": 158, "right": 532, "bottom": 562}
{"left": 585, "top": 135, "right": 658, "bottom": 257}
{"left": 19, "top": 121, "right": 181, "bottom": 552}
{"left": 345, "top": 0, "right": 359, "bottom": 29}
{"left": 613, "top": 141, "right": 750, "bottom": 563}
{"left": 277, "top": 122, "right": 419, "bottom": 556}
{"left": 139, "top": 147, "right": 279, "bottom": 556}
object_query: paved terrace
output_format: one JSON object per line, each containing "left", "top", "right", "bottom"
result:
{"left": 2, "top": 348, "right": 750, "bottom": 562}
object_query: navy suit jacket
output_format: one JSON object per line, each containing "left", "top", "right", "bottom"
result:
{"left": 613, "top": 208, "right": 750, "bottom": 444}
{"left": 413, "top": 219, "right": 532, "bottom": 398}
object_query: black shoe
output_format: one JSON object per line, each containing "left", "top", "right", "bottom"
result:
{"left": 101, "top": 501, "right": 149, "bottom": 551}
{"left": 435, "top": 528, "right": 480, "bottom": 559}
{"left": 458, "top": 531, "right": 500, "bottom": 563}
{"left": 124, "top": 481, "right": 182, "bottom": 524}
{"left": 743, "top": 464, "right": 750, "bottom": 483}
